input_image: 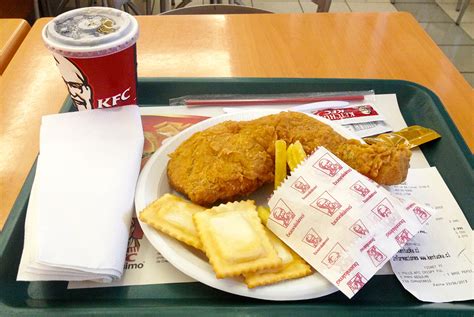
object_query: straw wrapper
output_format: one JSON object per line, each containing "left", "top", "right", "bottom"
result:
{"left": 267, "top": 147, "right": 436, "bottom": 298}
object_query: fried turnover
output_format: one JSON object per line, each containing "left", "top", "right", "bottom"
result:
{"left": 140, "top": 198, "right": 314, "bottom": 288}
{"left": 193, "top": 200, "right": 282, "bottom": 279}
{"left": 243, "top": 229, "right": 312, "bottom": 288}
{"left": 139, "top": 193, "right": 205, "bottom": 250}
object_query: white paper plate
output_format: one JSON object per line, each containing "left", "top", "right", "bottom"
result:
{"left": 135, "top": 110, "right": 360, "bottom": 301}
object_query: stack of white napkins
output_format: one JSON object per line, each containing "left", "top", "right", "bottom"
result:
{"left": 17, "top": 106, "right": 144, "bottom": 282}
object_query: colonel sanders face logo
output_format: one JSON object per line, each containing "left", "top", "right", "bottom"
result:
{"left": 316, "top": 197, "right": 341, "bottom": 216}
{"left": 352, "top": 183, "right": 369, "bottom": 197}
{"left": 327, "top": 251, "right": 341, "bottom": 265}
{"left": 413, "top": 206, "right": 431, "bottom": 223}
{"left": 272, "top": 206, "right": 295, "bottom": 228}
{"left": 371, "top": 198, "right": 394, "bottom": 220}
{"left": 318, "top": 158, "right": 341, "bottom": 177}
{"left": 322, "top": 242, "right": 345, "bottom": 268}
{"left": 305, "top": 233, "right": 318, "bottom": 244}
{"left": 293, "top": 180, "right": 310, "bottom": 194}
{"left": 395, "top": 229, "right": 412, "bottom": 246}
{"left": 54, "top": 53, "right": 93, "bottom": 111}
{"left": 128, "top": 217, "right": 144, "bottom": 250}
{"left": 377, "top": 204, "right": 391, "bottom": 218}
{"left": 352, "top": 224, "right": 368, "bottom": 236}
{"left": 358, "top": 106, "right": 371, "bottom": 115}
{"left": 304, "top": 233, "right": 322, "bottom": 247}
{"left": 347, "top": 272, "right": 367, "bottom": 293}
{"left": 367, "top": 245, "right": 386, "bottom": 266}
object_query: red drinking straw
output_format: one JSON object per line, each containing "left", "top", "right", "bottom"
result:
{"left": 185, "top": 95, "right": 365, "bottom": 107}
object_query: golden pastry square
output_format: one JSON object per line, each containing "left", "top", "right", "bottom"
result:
{"left": 194, "top": 200, "right": 282, "bottom": 279}
{"left": 139, "top": 193, "right": 205, "bottom": 250}
{"left": 244, "top": 229, "right": 312, "bottom": 288}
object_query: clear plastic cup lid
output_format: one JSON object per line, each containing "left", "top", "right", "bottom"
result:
{"left": 43, "top": 7, "right": 139, "bottom": 58}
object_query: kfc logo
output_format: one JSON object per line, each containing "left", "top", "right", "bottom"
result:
{"left": 358, "top": 105, "right": 372, "bottom": 115}
{"left": 322, "top": 243, "right": 345, "bottom": 268}
{"left": 313, "top": 153, "right": 342, "bottom": 177}
{"left": 395, "top": 229, "right": 413, "bottom": 247}
{"left": 311, "top": 191, "right": 341, "bottom": 216}
{"left": 349, "top": 219, "right": 369, "bottom": 237}
{"left": 367, "top": 245, "right": 387, "bottom": 267}
{"left": 347, "top": 272, "right": 367, "bottom": 294}
{"left": 54, "top": 53, "right": 93, "bottom": 111}
{"left": 350, "top": 181, "right": 370, "bottom": 197}
{"left": 126, "top": 217, "right": 144, "bottom": 263}
{"left": 291, "top": 176, "right": 311, "bottom": 194}
{"left": 97, "top": 87, "right": 131, "bottom": 108}
{"left": 413, "top": 205, "right": 431, "bottom": 224}
{"left": 270, "top": 199, "right": 295, "bottom": 228}
{"left": 303, "top": 229, "right": 322, "bottom": 248}
{"left": 371, "top": 198, "right": 394, "bottom": 219}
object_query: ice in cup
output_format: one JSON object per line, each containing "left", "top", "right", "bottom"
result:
{"left": 42, "top": 7, "right": 139, "bottom": 111}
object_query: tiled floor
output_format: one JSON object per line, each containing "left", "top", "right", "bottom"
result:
{"left": 178, "top": 0, "right": 473, "bottom": 86}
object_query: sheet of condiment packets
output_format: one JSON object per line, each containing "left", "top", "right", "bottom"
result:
{"left": 267, "top": 146, "right": 436, "bottom": 298}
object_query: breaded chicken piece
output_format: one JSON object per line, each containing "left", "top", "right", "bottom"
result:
{"left": 168, "top": 112, "right": 411, "bottom": 205}
{"left": 257, "top": 112, "right": 411, "bottom": 185}
{"left": 334, "top": 140, "right": 410, "bottom": 185}
{"left": 167, "top": 121, "right": 276, "bottom": 206}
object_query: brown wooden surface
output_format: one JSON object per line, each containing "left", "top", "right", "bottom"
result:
{"left": 0, "top": 19, "right": 30, "bottom": 74}
{"left": 0, "top": 0, "right": 34, "bottom": 21}
{"left": 0, "top": 13, "right": 473, "bottom": 230}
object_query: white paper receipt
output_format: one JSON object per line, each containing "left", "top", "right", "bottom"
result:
{"left": 267, "top": 147, "right": 436, "bottom": 298}
{"left": 389, "top": 167, "right": 473, "bottom": 302}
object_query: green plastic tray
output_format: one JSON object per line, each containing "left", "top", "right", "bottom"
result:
{"left": 1, "top": 78, "right": 473, "bottom": 316}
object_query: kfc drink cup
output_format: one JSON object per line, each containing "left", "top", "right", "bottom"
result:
{"left": 42, "top": 7, "right": 139, "bottom": 111}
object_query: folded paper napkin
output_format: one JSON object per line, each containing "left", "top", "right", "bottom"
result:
{"left": 17, "top": 106, "right": 144, "bottom": 282}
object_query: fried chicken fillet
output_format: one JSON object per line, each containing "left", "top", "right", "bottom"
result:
{"left": 167, "top": 112, "right": 411, "bottom": 205}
